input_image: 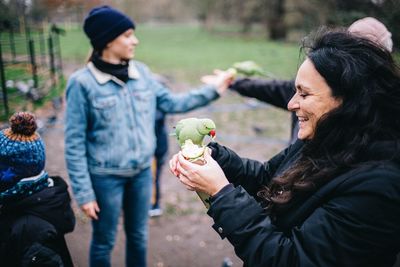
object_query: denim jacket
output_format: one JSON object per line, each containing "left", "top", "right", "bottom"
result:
{"left": 64, "top": 60, "right": 219, "bottom": 205}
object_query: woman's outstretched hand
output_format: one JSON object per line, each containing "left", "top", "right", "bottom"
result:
{"left": 201, "top": 69, "right": 235, "bottom": 95}
{"left": 169, "top": 148, "right": 229, "bottom": 196}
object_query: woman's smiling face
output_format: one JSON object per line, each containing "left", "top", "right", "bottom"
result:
{"left": 288, "top": 58, "right": 342, "bottom": 140}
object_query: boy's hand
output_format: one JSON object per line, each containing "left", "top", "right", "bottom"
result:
{"left": 81, "top": 201, "right": 100, "bottom": 220}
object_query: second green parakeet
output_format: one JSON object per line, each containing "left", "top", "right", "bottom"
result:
{"left": 227, "top": 60, "right": 271, "bottom": 77}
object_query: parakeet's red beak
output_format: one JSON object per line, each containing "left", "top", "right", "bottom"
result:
{"left": 209, "top": 130, "right": 216, "bottom": 138}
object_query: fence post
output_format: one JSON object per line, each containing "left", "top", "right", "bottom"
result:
{"left": 0, "top": 41, "right": 9, "bottom": 116}
{"left": 28, "top": 39, "right": 38, "bottom": 89}
{"left": 38, "top": 28, "right": 46, "bottom": 67}
{"left": 9, "top": 27, "right": 16, "bottom": 64}
{"left": 48, "top": 35, "right": 56, "bottom": 87}
{"left": 25, "top": 25, "right": 31, "bottom": 58}
{"left": 55, "top": 33, "right": 63, "bottom": 77}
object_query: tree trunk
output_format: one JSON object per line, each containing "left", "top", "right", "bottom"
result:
{"left": 266, "top": 0, "right": 287, "bottom": 40}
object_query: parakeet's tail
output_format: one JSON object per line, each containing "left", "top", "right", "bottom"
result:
{"left": 259, "top": 70, "right": 276, "bottom": 78}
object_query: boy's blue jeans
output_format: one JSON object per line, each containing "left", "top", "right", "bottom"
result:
{"left": 89, "top": 168, "right": 152, "bottom": 267}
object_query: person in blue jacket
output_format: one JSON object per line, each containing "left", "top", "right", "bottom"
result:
{"left": 64, "top": 5, "right": 231, "bottom": 267}
{"left": 170, "top": 29, "right": 400, "bottom": 267}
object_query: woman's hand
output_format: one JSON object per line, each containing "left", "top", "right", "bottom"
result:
{"left": 201, "top": 69, "right": 235, "bottom": 95}
{"left": 169, "top": 148, "right": 229, "bottom": 196}
{"left": 81, "top": 200, "right": 100, "bottom": 220}
{"left": 169, "top": 152, "right": 181, "bottom": 177}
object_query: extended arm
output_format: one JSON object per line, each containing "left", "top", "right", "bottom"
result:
{"left": 230, "top": 78, "right": 295, "bottom": 110}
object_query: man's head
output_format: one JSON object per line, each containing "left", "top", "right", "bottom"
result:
{"left": 348, "top": 17, "right": 393, "bottom": 52}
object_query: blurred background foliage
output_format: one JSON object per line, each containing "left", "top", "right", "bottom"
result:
{"left": 1, "top": 0, "right": 399, "bottom": 48}
{"left": 1, "top": 0, "right": 397, "bottom": 80}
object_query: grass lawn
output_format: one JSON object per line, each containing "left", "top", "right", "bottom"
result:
{"left": 60, "top": 24, "right": 300, "bottom": 82}
{"left": 0, "top": 30, "right": 65, "bottom": 120}
{"left": 0, "top": 64, "right": 65, "bottom": 121}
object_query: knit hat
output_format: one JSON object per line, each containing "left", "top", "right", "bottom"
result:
{"left": 83, "top": 5, "right": 135, "bottom": 51}
{"left": 0, "top": 112, "right": 45, "bottom": 193}
{"left": 348, "top": 17, "right": 393, "bottom": 52}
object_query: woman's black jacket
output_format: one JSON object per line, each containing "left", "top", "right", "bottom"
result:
{"left": 0, "top": 176, "right": 75, "bottom": 267}
{"left": 208, "top": 140, "right": 400, "bottom": 267}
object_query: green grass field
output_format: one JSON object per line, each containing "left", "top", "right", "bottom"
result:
{"left": 60, "top": 24, "right": 300, "bottom": 82}
{"left": 0, "top": 64, "right": 65, "bottom": 121}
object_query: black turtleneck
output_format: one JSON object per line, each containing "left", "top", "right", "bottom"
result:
{"left": 91, "top": 52, "right": 130, "bottom": 83}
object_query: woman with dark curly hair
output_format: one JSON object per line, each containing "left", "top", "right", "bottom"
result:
{"left": 170, "top": 29, "right": 400, "bottom": 267}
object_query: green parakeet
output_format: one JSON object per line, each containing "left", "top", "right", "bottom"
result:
{"left": 173, "top": 118, "right": 216, "bottom": 147}
{"left": 172, "top": 118, "right": 215, "bottom": 209}
{"left": 227, "top": 60, "right": 270, "bottom": 77}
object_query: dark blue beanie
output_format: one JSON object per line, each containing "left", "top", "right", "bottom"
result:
{"left": 83, "top": 5, "right": 135, "bottom": 51}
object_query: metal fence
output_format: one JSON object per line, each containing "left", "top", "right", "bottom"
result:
{"left": 0, "top": 23, "right": 63, "bottom": 117}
